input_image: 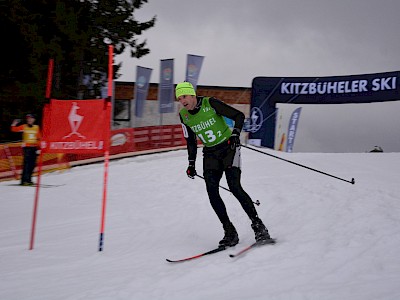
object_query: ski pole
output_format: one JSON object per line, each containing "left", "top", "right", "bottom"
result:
{"left": 241, "top": 144, "right": 355, "bottom": 185}
{"left": 195, "top": 174, "right": 260, "bottom": 206}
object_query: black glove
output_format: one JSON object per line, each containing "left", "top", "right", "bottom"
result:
{"left": 228, "top": 128, "right": 241, "bottom": 150}
{"left": 186, "top": 160, "right": 197, "bottom": 179}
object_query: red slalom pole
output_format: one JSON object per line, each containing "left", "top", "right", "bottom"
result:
{"left": 45, "top": 58, "right": 54, "bottom": 100}
{"left": 29, "top": 151, "right": 44, "bottom": 250}
{"left": 107, "top": 45, "right": 113, "bottom": 100}
{"left": 99, "top": 46, "right": 113, "bottom": 251}
{"left": 98, "top": 150, "right": 109, "bottom": 251}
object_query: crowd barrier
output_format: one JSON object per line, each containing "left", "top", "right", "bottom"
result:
{"left": 0, "top": 124, "right": 186, "bottom": 181}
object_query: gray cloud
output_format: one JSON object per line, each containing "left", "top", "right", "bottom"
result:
{"left": 117, "top": 0, "right": 400, "bottom": 87}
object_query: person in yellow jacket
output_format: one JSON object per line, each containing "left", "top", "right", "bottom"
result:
{"left": 11, "top": 114, "right": 42, "bottom": 185}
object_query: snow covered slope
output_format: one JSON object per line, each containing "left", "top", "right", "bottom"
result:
{"left": 1, "top": 148, "right": 399, "bottom": 300}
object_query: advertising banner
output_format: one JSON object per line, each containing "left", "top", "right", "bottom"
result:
{"left": 135, "top": 66, "right": 152, "bottom": 117}
{"left": 159, "top": 59, "right": 175, "bottom": 113}
{"left": 286, "top": 107, "right": 302, "bottom": 153}
{"left": 250, "top": 71, "right": 400, "bottom": 148}
{"left": 41, "top": 99, "right": 111, "bottom": 154}
{"left": 185, "top": 54, "right": 204, "bottom": 89}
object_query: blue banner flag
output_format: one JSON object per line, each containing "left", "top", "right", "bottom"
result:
{"left": 286, "top": 107, "right": 302, "bottom": 153}
{"left": 159, "top": 59, "right": 175, "bottom": 114}
{"left": 185, "top": 54, "right": 204, "bottom": 89}
{"left": 134, "top": 66, "right": 152, "bottom": 117}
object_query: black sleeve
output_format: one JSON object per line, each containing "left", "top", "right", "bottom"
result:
{"left": 209, "top": 97, "right": 245, "bottom": 131}
{"left": 179, "top": 114, "right": 198, "bottom": 163}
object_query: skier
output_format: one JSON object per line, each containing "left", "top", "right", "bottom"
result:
{"left": 176, "top": 81, "right": 273, "bottom": 248}
{"left": 11, "top": 113, "right": 41, "bottom": 185}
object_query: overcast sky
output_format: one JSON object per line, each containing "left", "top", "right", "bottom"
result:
{"left": 117, "top": 0, "right": 400, "bottom": 87}
{"left": 115, "top": 0, "right": 400, "bottom": 152}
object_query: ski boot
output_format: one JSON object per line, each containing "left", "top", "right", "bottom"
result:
{"left": 219, "top": 222, "right": 239, "bottom": 248}
{"left": 251, "top": 218, "right": 273, "bottom": 244}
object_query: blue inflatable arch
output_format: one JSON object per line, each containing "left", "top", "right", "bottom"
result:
{"left": 249, "top": 71, "right": 400, "bottom": 148}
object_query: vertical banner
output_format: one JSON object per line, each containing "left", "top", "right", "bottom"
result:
{"left": 134, "top": 66, "right": 152, "bottom": 118}
{"left": 286, "top": 107, "right": 302, "bottom": 153}
{"left": 185, "top": 54, "right": 204, "bottom": 89}
{"left": 159, "top": 59, "right": 175, "bottom": 114}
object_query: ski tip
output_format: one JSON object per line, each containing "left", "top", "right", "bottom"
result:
{"left": 229, "top": 254, "right": 236, "bottom": 258}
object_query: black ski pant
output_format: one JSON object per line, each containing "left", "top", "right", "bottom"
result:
{"left": 202, "top": 143, "right": 259, "bottom": 226}
{"left": 21, "top": 146, "right": 38, "bottom": 184}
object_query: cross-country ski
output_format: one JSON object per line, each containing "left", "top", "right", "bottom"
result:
{"left": 166, "top": 246, "right": 227, "bottom": 263}
{"left": 229, "top": 238, "right": 276, "bottom": 258}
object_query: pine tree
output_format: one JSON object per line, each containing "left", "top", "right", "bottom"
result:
{"left": 0, "top": 0, "right": 155, "bottom": 141}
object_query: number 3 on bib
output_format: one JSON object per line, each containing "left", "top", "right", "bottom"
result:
{"left": 198, "top": 130, "right": 222, "bottom": 144}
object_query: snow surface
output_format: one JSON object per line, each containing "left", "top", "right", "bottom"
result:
{"left": 1, "top": 147, "right": 400, "bottom": 300}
